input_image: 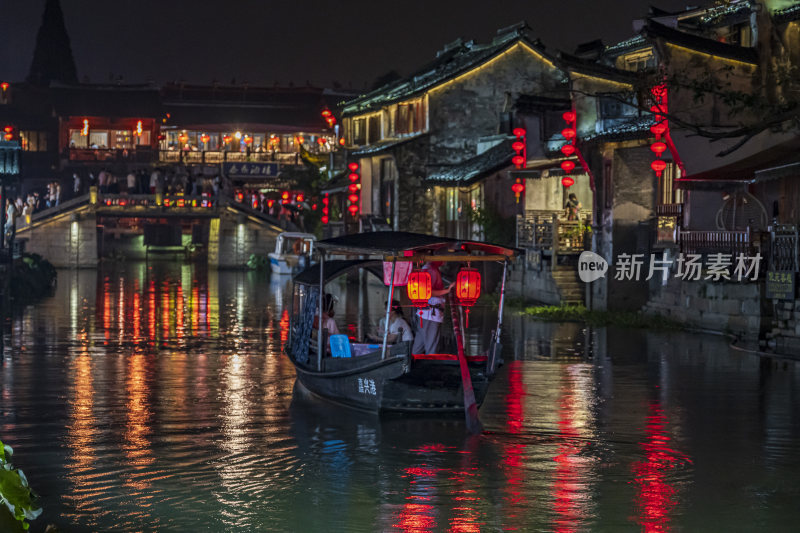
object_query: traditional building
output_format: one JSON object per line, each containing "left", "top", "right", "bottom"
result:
{"left": 339, "top": 23, "right": 570, "bottom": 237}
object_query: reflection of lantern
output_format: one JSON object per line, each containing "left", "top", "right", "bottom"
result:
{"left": 456, "top": 267, "right": 481, "bottom": 328}
{"left": 561, "top": 176, "right": 575, "bottom": 187}
{"left": 560, "top": 160, "right": 575, "bottom": 173}
{"left": 511, "top": 178, "right": 524, "bottom": 203}
{"left": 561, "top": 144, "right": 575, "bottom": 156}
{"left": 651, "top": 159, "right": 667, "bottom": 177}
{"left": 407, "top": 268, "right": 432, "bottom": 327}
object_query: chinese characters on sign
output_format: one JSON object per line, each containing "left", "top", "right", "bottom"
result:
{"left": 765, "top": 271, "right": 795, "bottom": 300}
{"left": 222, "top": 162, "right": 279, "bottom": 178}
{"left": 357, "top": 377, "right": 377, "bottom": 396}
{"left": 613, "top": 253, "right": 761, "bottom": 282}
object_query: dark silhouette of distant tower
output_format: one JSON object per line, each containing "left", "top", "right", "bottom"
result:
{"left": 26, "top": 0, "right": 78, "bottom": 86}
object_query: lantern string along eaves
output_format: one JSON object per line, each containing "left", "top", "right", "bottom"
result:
{"left": 511, "top": 127, "right": 526, "bottom": 203}
{"left": 650, "top": 83, "right": 669, "bottom": 178}
{"left": 347, "top": 162, "right": 360, "bottom": 218}
{"left": 560, "top": 110, "right": 577, "bottom": 188}
{"left": 321, "top": 193, "right": 330, "bottom": 225}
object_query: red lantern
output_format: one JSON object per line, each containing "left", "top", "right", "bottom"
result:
{"left": 339, "top": 137, "right": 346, "bottom": 146}
{"left": 512, "top": 155, "right": 525, "bottom": 168}
{"left": 562, "top": 111, "right": 576, "bottom": 123}
{"left": 651, "top": 159, "right": 667, "bottom": 177}
{"left": 0, "top": 82, "right": 8, "bottom": 91}
{"left": 348, "top": 162, "right": 359, "bottom": 171}
{"left": 347, "top": 173, "right": 358, "bottom": 182}
{"left": 651, "top": 142, "right": 667, "bottom": 156}
{"left": 322, "top": 196, "right": 329, "bottom": 206}
{"left": 236, "top": 192, "right": 244, "bottom": 202}
{"left": 512, "top": 127, "right": 526, "bottom": 138}
{"left": 222, "top": 135, "right": 232, "bottom": 144}
{"left": 561, "top": 176, "right": 575, "bottom": 187}
{"left": 407, "top": 269, "right": 432, "bottom": 327}
{"left": 296, "top": 193, "right": 305, "bottom": 202}
{"left": 321, "top": 109, "right": 332, "bottom": 118}
{"left": 562, "top": 128, "right": 576, "bottom": 140}
{"left": 200, "top": 134, "right": 210, "bottom": 143}
{"left": 511, "top": 178, "right": 524, "bottom": 203}
{"left": 348, "top": 183, "right": 359, "bottom": 193}
{"left": 322, "top": 206, "right": 329, "bottom": 215}
{"left": 561, "top": 144, "right": 575, "bottom": 156}
{"left": 650, "top": 122, "right": 667, "bottom": 138}
{"left": 512, "top": 141, "right": 525, "bottom": 152}
{"left": 348, "top": 204, "right": 359, "bottom": 216}
{"left": 267, "top": 199, "right": 274, "bottom": 208}
{"left": 348, "top": 193, "right": 359, "bottom": 204}
{"left": 561, "top": 160, "right": 576, "bottom": 173}
{"left": 321, "top": 215, "right": 329, "bottom": 224}
{"left": 456, "top": 267, "right": 481, "bottom": 328}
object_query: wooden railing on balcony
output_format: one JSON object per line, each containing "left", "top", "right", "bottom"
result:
{"left": 158, "top": 150, "right": 305, "bottom": 165}
{"left": 516, "top": 210, "right": 592, "bottom": 268}
{"left": 68, "top": 148, "right": 156, "bottom": 164}
{"left": 678, "top": 229, "right": 751, "bottom": 256}
{"left": 657, "top": 203, "right": 683, "bottom": 217}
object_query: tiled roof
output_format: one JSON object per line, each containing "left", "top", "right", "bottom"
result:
{"left": 349, "top": 133, "right": 427, "bottom": 156}
{"left": 774, "top": 3, "right": 800, "bottom": 23}
{"left": 695, "top": 2, "right": 752, "bottom": 27}
{"left": 605, "top": 35, "right": 648, "bottom": 56}
{"left": 426, "top": 140, "right": 513, "bottom": 184}
{"left": 342, "top": 24, "right": 556, "bottom": 116}
{"left": 557, "top": 52, "right": 639, "bottom": 84}
{"left": 581, "top": 116, "right": 653, "bottom": 144}
{"left": 644, "top": 20, "right": 758, "bottom": 64}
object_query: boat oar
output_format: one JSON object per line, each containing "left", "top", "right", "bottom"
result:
{"left": 449, "top": 292, "right": 483, "bottom": 434}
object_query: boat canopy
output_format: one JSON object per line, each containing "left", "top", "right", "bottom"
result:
{"left": 315, "top": 231, "right": 520, "bottom": 260}
{"left": 293, "top": 259, "right": 383, "bottom": 285}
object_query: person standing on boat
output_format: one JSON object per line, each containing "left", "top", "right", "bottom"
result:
{"left": 372, "top": 300, "right": 414, "bottom": 344}
{"left": 412, "top": 261, "right": 452, "bottom": 354}
{"left": 318, "top": 293, "right": 339, "bottom": 336}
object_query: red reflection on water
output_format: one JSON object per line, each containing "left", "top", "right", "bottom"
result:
{"left": 133, "top": 280, "right": 141, "bottom": 340}
{"left": 393, "top": 465, "right": 440, "bottom": 532}
{"left": 103, "top": 277, "right": 111, "bottom": 342}
{"left": 552, "top": 381, "right": 583, "bottom": 533}
{"left": 176, "top": 284, "right": 184, "bottom": 338}
{"left": 162, "top": 281, "right": 170, "bottom": 343}
{"left": 631, "top": 402, "right": 690, "bottom": 532}
{"left": 279, "top": 310, "right": 289, "bottom": 350}
{"left": 148, "top": 279, "right": 156, "bottom": 344}
{"left": 502, "top": 360, "right": 526, "bottom": 525}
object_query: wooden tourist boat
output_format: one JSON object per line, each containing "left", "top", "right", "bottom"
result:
{"left": 269, "top": 232, "right": 316, "bottom": 275}
{"left": 284, "top": 232, "right": 519, "bottom": 432}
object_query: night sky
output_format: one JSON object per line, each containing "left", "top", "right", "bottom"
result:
{"left": 3, "top": 0, "right": 692, "bottom": 90}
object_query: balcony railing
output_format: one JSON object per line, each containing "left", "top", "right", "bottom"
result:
{"left": 678, "top": 229, "right": 751, "bottom": 256}
{"left": 158, "top": 150, "right": 306, "bottom": 165}
{"left": 516, "top": 210, "right": 592, "bottom": 255}
{"left": 67, "top": 148, "right": 156, "bottom": 163}
{"left": 657, "top": 203, "right": 683, "bottom": 217}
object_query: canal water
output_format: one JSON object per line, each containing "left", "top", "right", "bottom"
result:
{"left": 1, "top": 262, "right": 799, "bottom": 532}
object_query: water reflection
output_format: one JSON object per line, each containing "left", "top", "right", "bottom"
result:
{"left": 0, "top": 264, "right": 797, "bottom": 531}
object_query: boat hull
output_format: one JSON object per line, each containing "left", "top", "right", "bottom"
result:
{"left": 289, "top": 352, "right": 492, "bottom": 414}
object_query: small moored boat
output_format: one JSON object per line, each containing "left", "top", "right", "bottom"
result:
{"left": 269, "top": 232, "right": 316, "bottom": 275}
{"left": 284, "top": 231, "right": 519, "bottom": 432}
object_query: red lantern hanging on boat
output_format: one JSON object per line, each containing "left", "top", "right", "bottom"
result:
{"left": 456, "top": 266, "right": 481, "bottom": 328}
{"left": 407, "top": 268, "right": 432, "bottom": 327}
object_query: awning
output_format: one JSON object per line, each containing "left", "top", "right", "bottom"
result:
{"left": 676, "top": 138, "right": 800, "bottom": 189}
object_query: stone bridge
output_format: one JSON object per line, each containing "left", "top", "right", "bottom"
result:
{"left": 14, "top": 192, "right": 291, "bottom": 268}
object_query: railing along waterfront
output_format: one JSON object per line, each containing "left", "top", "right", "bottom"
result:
{"left": 158, "top": 150, "right": 305, "bottom": 165}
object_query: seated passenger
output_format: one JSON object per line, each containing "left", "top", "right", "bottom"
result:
{"left": 370, "top": 300, "right": 413, "bottom": 344}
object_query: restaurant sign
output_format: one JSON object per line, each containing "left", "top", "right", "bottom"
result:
{"left": 766, "top": 270, "right": 795, "bottom": 300}
{"left": 223, "top": 162, "right": 279, "bottom": 178}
